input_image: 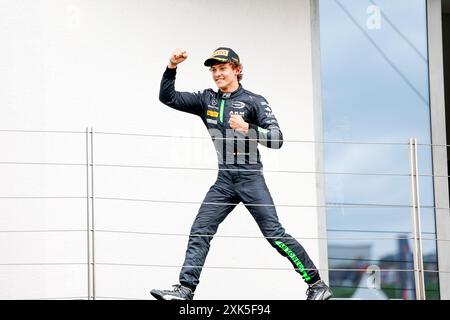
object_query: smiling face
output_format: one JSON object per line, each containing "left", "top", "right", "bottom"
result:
{"left": 209, "top": 62, "right": 241, "bottom": 92}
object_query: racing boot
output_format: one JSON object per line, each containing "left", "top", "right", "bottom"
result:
{"left": 306, "top": 280, "right": 333, "bottom": 300}
{"left": 150, "top": 284, "right": 194, "bottom": 300}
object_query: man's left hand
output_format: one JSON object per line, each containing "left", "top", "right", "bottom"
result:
{"left": 229, "top": 114, "right": 249, "bottom": 134}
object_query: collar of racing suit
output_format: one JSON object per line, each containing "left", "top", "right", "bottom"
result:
{"left": 218, "top": 84, "right": 244, "bottom": 100}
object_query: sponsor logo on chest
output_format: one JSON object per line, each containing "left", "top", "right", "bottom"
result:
{"left": 232, "top": 101, "right": 246, "bottom": 109}
{"left": 230, "top": 110, "right": 245, "bottom": 117}
{"left": 207, "top": 110, "right": 219, "bottom": 118}
{"left": 229, "top": 101, "right": 248, "bottom": 117}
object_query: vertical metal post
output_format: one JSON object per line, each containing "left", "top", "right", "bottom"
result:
{"left": 85, "top": 128, "right": 92, "bottom": 300}
{"left": 408, "top": 138, "right": 426, "bottom": 300}
{"left": 90, "top": 127, "right": 97, "bottom": 300}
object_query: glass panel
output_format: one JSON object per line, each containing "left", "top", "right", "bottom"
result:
{"left": 319, "top": 0, "right": 440, "bottom": 299}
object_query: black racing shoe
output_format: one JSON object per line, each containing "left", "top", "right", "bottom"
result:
{"left": 306, "top": 280, "right": 333, "bottom": 300}
{"left": 150, "top": 284, "right": 194, "bottom": 300}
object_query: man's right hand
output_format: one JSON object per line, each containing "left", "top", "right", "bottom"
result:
{"left": 168, "top": 48, "right": 188, "bottom": 69}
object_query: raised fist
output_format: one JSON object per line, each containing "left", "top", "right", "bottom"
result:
{"left": 168, "top": 48, "right": 188, "bottom": 68}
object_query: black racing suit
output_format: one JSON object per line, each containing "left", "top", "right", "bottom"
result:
{"left": 159, "top": 67, "right": 320, "bottom": 291}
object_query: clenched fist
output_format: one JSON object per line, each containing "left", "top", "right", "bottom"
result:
{"left": 229, "top": 114, "right": 249, "bottom": 133}
{"left": 168, "top": 48, "right": 188, "bottom": 69}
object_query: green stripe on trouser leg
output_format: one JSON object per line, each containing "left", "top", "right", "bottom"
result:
{"left": 274, "top": 240, "right": 311, "bottom": 282}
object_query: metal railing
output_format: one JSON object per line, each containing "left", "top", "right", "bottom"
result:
{"left": 0, "top": 128, "right": 448, "bottom": 300}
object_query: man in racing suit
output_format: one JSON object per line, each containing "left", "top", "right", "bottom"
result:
{"left": 150, "top": 47, "right": 332, "bottom": 300}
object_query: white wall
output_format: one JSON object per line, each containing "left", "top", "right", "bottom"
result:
{"left": 0, "top": 0, "right": 321, "bottom": 299}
